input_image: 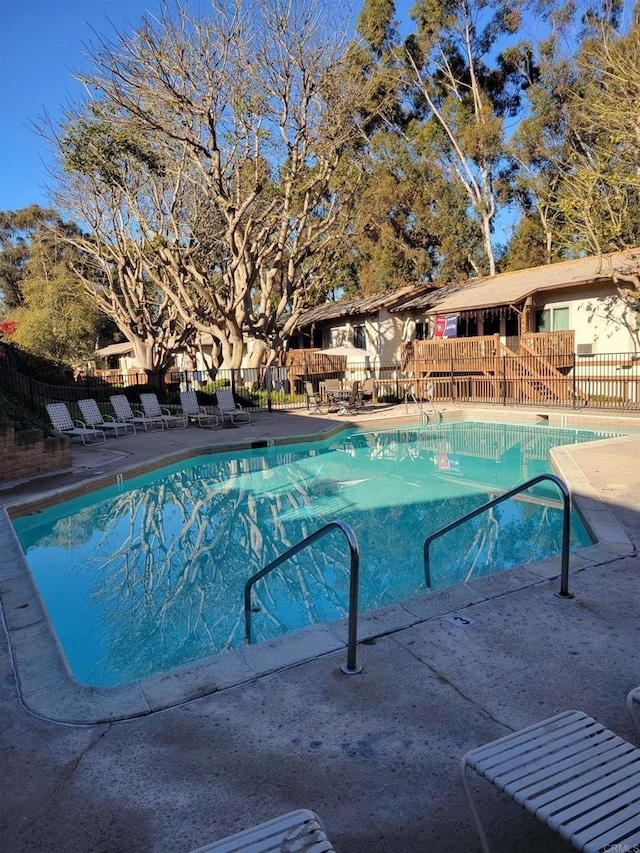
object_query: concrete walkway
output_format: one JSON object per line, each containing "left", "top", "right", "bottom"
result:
{"left": 1, "top": 406, "right": 639, "bottom": 852}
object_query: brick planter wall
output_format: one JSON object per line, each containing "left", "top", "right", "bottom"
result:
{"left": 0, "top": 422, "right": 71, "bottom": 485}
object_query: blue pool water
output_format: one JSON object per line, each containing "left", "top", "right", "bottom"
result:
{"left": 14, "top": 421, "right": 617, "bottom": 686}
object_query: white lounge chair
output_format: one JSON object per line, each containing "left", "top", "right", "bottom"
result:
{"left": 46, "top": 402, "right": 106, "bottom": 445}
{"left": 462, "top": 708, "right": 640, "bottom": 853}
{"left": 179, "top": 390, "right": 220, "bottom": 428}
{"left": 188, "top": 809, "right": 335, "bottom": 852}
{"left": 110, "top": 394, "right": 163, "bottom": 432}
{"left": 78, "top": 398, "right": 136, "bottom": 437}
{"left": 628, "top": 686, "right": 640, "bottom": 741}
{"left": 216, "top": 388, "right": 251, "bottom": 423}
{"left": 139, "top": 393, "right": 188, "bottom": 429}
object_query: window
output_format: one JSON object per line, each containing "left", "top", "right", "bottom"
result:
{"left": 553, "top": 307, "right": 569, "bottom": 330}
{"left": 415, "top": 321, "right": 428, "bottom": 340}
{"left": 536, "top": 307, "right": 569, "bottom": 332}
{"left": 353, "top": 324, "right": 366, "bottom": 349}
{"left": 536, "top": 309, "right": 550, "bottom": 332}
{"left": 330, "top": 327, "right": 347, "bottom": 346}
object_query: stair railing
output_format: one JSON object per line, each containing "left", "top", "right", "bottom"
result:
{"left": 244, "top": 520, "right": 363, "bottom": 674}
{"left": 423, "top": 473, "right": 573, "bottom": 599}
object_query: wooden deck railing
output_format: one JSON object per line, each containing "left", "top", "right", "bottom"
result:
{"left": 519, "top": 330, "right": 574, "bottom": 358}
{"left": 407, "top": 335, "right": 502, "bottom": 365}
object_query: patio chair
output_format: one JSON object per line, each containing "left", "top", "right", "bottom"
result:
{"left": 139, "top": 393, "right": 188, "bottom": 429}
{"left": 337, "top": 381, "right": 362, "bottom": 415}
{"left": 628, "top": 685, "right": 640, "bottom": 740}
{"left": 216, "top": 388, "right": 251, "bottom": 423}
{"left": 304, "top": 381, "right": 328, "bottom": 415}
{"left": 78, "top": 398, "right": 136, "bottom": 438}
{"left": 188, "top": 809, "right": 335, "bottom": 853}
{"left": 462, "top": 708, "right": 640, "bottom": 853}
{"left": 179, "top": 390, "right": 220, "bottom": 428}
{"left": 323, "top": 378, "right": 344, "bottom": 409}
{"left": 110, "top": 394, "right": 164, "bottom": 432}
{"left": 360, "top": 377, "right": 375, "bottom": 405}
{"left": 46, "top": 402, "right": 106, "bottom": 446}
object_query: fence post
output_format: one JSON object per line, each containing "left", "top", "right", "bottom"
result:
{"left": 266, "top": 366, "right": 272, "bottom": 413}
{"left": 502, "top": 355, "right": 507, "bottom": 406}
{"left": 572, "top": 353, "right": 577, "bottom": 409}
{"left": 450, "top": 357, "right": 454, "bottom": 402}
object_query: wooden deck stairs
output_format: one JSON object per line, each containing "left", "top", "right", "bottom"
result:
{"left": 406, "top": 331, "right": 588, "bottom": 407}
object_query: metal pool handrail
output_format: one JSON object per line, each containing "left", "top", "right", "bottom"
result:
{"left": 423, "top": 473, "right": 574, "bottom": 599}
{"left": 244, "top": 520, "right": 363, "bottom": 675}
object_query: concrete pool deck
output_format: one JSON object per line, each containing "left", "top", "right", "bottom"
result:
{"left": 1, "top": 404, "right": 639, "bottom": 852}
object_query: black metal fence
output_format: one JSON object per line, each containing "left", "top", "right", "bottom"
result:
{"left": 2, "top": 345, "right": 639, "bottom": 428}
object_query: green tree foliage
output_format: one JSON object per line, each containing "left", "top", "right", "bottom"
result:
{"left": 0, "top": 206, "right": 60, "bottom": 310}
{"left": 346, "top": 0, "right": 536, "bottom": 286}
{"left": 0, "top": 207, "right": 110, "bottom": 366}
{"left": 341, "top": 0, "right": 485, "bottom": 291}
{"left": 554, "top": 10, "right": 640, "bottom": 256}
{"left": 400, "top": 0, "right": 530, "bottom": 276}
{"left": 510, "top": 0, "right": 630, "bottom": 264}
{"left": 499, "top": 214, "right": 558, "bottom": 271}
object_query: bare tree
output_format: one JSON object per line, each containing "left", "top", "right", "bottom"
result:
{"left": 49, "top": 127, "right": 197, "bottom": 382}
{"left": 52, "top": 0, "right": 370, "bottom": 372}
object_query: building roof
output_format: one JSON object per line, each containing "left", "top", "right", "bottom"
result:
{"left": 96, "top": 342, "right": 134, "bottom": 357}
{"left": 296, "top": 284, "right": 436, "bottom": 326}
{"left": 425, "top": 250, "right": 640, "bottom": 315}
{"left": 388, "top": 283, "right": 458, "bottom": 312}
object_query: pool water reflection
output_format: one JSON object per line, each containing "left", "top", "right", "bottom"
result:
{"left": 13, "top": 422, "right": 613, "bottom": 686}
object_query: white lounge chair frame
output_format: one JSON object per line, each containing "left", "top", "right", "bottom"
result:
{"left": 46, "top": 402, "right": 106, "bottom": 445}
{"left": 462, "top": 708, "right": 640, "bottom": 853}
{"left": 110, "top": 394, "right": 163, "bottom": 432}
{"left": 78, "top": 398, "right": 136, "bottom": 437}
{"left": 216, "top": 388, "right": 251, "bottom": 423}
{"left": 628, "top": 686, "right": 640, "bottom": 741}
{"left": 139, "top": 393, "right": 188, "bottom": 429}
{"left": 179, "top": 390, "right": 220, "bottom": 428}
{"left": 189, "top": 809, "right": 335, "bottom": 853}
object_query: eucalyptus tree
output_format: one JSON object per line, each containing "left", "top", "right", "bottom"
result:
{"left": 54, "top": 0, "right": 372, "bottom": 372}
{"left": 509, "top": 1, "right": 628, "bottom": 266}
{"left": 553, "top": 6, "right": 640, "bottom": 261}
{"left": 350, "top": 0, "right": 533, "bottom": 279}
{"left": 399, "top": 0, "right": 531, "bottom": 277}
{"left": 342, "top": 0, "right": 483, "bottom": 289}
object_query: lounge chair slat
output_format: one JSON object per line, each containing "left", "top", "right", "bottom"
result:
{"left": 462, "top": 709, "right": 640, "bottom": 853}
{"left": 189, "top": 809, "right": 335, "bottom": 852}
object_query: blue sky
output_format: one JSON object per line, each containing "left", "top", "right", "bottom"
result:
{"left": 0, "top": 0, "right": 164, "bottom": 212}
{"left": 5, "top": 2, "right": 631, "bottom": 220}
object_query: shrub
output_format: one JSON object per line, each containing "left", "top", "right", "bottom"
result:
{"left": 198, "top": 378, "right": 231, "bottom": 400}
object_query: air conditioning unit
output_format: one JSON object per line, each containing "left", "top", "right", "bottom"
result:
{"left": 576, "top": 342, "right": 595, "bottom": 356}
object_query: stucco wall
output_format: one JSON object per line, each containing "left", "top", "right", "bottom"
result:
{"left": 534, "top": 283, "right": 638, "bottom": 353}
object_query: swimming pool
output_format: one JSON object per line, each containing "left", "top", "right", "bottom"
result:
{"left": 13, "top": 421, "right": 616, "bottom": 687}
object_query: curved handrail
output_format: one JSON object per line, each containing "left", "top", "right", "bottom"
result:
{"left": 423, "top": 473, "right": 573, "bottom": 599}
{"left": 244, "top": 521, "right": 362, "bottom": 674}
